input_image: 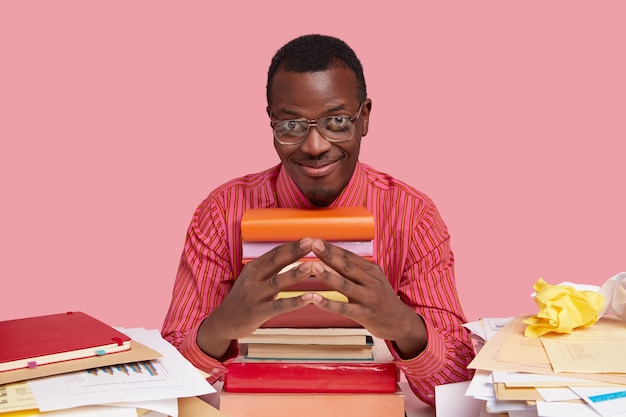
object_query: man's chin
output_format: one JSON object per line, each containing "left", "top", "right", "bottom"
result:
{"left": 301, "top": 185, "right": 339, "bottom": 207}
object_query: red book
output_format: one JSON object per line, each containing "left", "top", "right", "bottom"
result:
{"left": 224, "top": 361, "right": 398, "bottom": 394}
{"left": 225, "top": 337, "right": 397, "bottom": 394}
{"left": 0, "top": 311, "right": 131, "bottom": 372}
{"left": 281, "top": 275, "right": 334, "bottom": 292}
{"left": 260, "top": 304, "right": 361, "bottom": 328}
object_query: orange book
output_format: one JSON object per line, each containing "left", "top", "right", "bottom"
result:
{"left": 219, "top": 385, "right": 405, "bottom": 417}
{"left": 240, "top": 207, "right": 375, "bottom": 242}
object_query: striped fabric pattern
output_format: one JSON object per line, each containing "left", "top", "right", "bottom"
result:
{"left": 161, "top": 161, "right": 475, "bottom": 406}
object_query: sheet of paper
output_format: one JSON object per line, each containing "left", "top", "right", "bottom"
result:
{"left": 540, "top": 316, "right": 626, "bottom": 373}
{"left": 109, "top": 398, "right": 178, "bottom": 416}
{"left": 494, "top": 383, "right": 542, "bottom": 401}
{"left": 492, "top": 370, "right": 622, "bottom": 388}
{"left": 464, "top": 370, "right": 495, "bottom": 401}
{"left": 0, "top": 381, "right": 37, "bottom": 413}
{"left": 536, "top": 387, "right": 581, "bottom": 402}
{"left": 462, "top": 321, "right": 485, "bottom": 340}
{"left": 536, "top": 400, "right": 601, "bottom": 417}
{"left": 0, "top": 379, "right": 178, "bottom": 415}
{"left": 570, "top": 387, "right": 626, "bottom": 417}
{"left": 28, "top": 328, "right": 214, "bottom": 412}
{"left": 0, "top": 405, "right": 139, "bottom": 417}
{"left": 485, "top": 398, "right": 535, "bottom": 414}
{"left": 435, "top": 381, "right": 484, "bottom": 417}
{"left": 507, "top": 411, "right": 542, "bottom": 417}
{"left": 463, "top": 317, "right": 513, "bottom": 354}
{"left": 497, "top": 316, "right": 551, "bottom": 365}
{"left": 480, "top": 317, "right": 514, "bottom": 341}
{"left": 42, "top": 405, "right": 138, "bottom": 417}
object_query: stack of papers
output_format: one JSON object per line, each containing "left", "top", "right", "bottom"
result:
{"left": 0, "top": 327, "right": 216, "bottom": 416}
{"left": 463, "top": 315, "right": 626, "bottom": 417}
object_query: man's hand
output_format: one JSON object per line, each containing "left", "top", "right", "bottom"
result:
{"left": 308, "top": 239, "right": 428, "bottom": 359}
{"left": 196, "top": 238, "right": 320, "bottom": 360}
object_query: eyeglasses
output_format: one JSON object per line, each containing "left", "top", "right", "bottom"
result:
{"left": 270, "top": 102, "right": 365, "bottom": 146}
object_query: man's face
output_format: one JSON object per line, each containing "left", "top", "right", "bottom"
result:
{"left": 268, "top": 66, "right": 371, "bottom": 207}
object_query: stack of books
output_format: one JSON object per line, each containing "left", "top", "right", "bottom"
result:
{"left": 0, "top": 311, "right": 216, "bottom": 416}
{"left": 241, "top": 206, "right": 374, "bottom": 329}
{"left": 221, "top": 207, "right": 405, "bottom": 417}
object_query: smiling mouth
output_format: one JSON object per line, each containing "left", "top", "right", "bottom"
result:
{"left": 298, "top": 160, "right": 339, "bottom": 176}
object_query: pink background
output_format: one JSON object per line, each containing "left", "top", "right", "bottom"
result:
{"left": 2, "top": 2, "right": 625, "bottom": 330}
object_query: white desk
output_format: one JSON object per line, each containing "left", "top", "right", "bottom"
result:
{"left": 435, "top": 381, "right": 487, "bottom": 417}
{"left": 400, "top": 380, "right": 436, "bottom": 417}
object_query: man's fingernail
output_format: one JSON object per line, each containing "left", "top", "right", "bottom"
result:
{"left": 312, "top": 239, "right": 325, "bottom": 252}
{"left": 311, "top": 293, "right": 323, "bottom": 303}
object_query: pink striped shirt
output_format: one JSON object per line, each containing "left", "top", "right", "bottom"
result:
{"left": 162, "top": 161, "right": 475, "bottom": 406}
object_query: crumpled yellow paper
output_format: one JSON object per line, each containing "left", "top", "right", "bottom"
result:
{"left": 523, "top": 278, "right": 605, "bottom": 337}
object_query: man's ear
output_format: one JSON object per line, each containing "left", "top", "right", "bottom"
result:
{"left": 361, "top": 99, "right": 372, "bottom": 137}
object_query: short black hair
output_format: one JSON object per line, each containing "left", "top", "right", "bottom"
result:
{"left": 266, "top": 34, "right": 367, "bottom": 105}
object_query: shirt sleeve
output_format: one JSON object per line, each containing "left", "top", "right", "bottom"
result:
{"left": 161, "top": 198, "right": 240, "bottom": 383}
{"left": 388, "top": 201, "right": 476, "bottom": 407}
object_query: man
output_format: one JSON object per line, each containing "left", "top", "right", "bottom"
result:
{"left": 162, "top": 34, "right": 475, "bottom": 406}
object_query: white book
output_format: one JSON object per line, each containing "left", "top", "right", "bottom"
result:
{"left": 242, "top": 240, "right": 373, "bottom": 259}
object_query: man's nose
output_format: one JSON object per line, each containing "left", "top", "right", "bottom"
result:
{"left": 299, "top": 124, "right": 332, "bottom": 156}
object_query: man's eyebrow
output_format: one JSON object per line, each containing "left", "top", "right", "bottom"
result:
{"left": 276, "top": 104, "right": 349, "bottom": 119}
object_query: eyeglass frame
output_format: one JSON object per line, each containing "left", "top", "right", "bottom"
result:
{"left": 269, "top": 101, "right": 366, "bottom": 146}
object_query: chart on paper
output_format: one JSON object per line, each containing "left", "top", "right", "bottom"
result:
{"left": 61, "top": 360, "right": 170, "bottom": 390}
{"left": 86, "top": 361, "right": 161, "bottom": 377}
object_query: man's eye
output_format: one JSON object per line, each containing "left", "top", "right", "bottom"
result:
{"left": 325, "top": 116, "right": 350, "bottom": 131}
{"left": 284, "top": 120, "right": 306, "bottom": 132}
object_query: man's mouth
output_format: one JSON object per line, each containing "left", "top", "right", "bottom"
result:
{"left": 297, "top": 159, "right": 340, "bottom": 177}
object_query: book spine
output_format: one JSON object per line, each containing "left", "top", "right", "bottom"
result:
{"left": 224, "top": 362, "right": 398, "bottom": 394}
{"left": 220, "top": 391, "right": 405, "bottom": 417}
{"left": 242, "top": 240, "right": 374, "bottom": 258}
{"left": 276, "top": 291, "right": 348, "bottom": 303}
{"left": 241, "top": 210, "right": 375, "bottom": 241}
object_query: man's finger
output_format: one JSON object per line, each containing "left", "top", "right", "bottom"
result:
{"left": 245, "top": 238, "right": 314, "bottom": 278}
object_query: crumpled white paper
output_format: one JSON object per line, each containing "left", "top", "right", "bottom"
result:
{"left": 598, "top": 271, "right": 626, "bottom": 320}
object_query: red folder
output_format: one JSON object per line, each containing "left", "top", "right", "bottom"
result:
{"left": 0, "top": 311, "right": 131, "bottom": 372}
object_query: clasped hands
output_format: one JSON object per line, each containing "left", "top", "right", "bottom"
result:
{"left": 198, "top": 237, "right": 427, "bottom": 361}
